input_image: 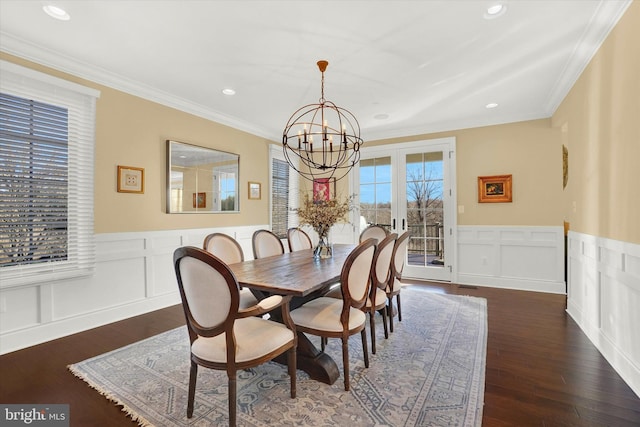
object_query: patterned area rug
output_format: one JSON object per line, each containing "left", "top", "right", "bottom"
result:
{"left": 69, "top": 288, "right": 487, "bottom": 426}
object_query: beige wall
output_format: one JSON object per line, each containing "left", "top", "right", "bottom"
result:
{"left": 366, "top": 119, "right": 564, "bottom": 227}
{"left": 552, "top": 1, "right": 639, "bottom": 244}
{"left": 1, "top": 53, "right": 272, "bottom": 234}
{"left": 3, "top": 1, "right": 636, "bottom": 242}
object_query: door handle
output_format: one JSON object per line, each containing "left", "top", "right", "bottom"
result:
{"left": 393, "top": 218, "right": 396, "bottom": 229}
{"left": 402, "top": 219, "right": 406, "bottom": 230}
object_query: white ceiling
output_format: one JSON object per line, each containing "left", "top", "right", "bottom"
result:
{"left": 0, "top": 0, "right": 631, "bottom": 142}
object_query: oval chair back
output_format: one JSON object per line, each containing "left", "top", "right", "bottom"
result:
{"left": 252, "top": 229, "right": 285, "bottom": 259}
{"left": 287, "top": 227, "right": 313, "bottom": 252}
{"left": 203, "top": 233, "right": 258, "bottom": 308}
{"left": 203, "top": 233, "right": 244, "bottom": 264}
{"left": 360, "top": 224, "right": 388, "bottom": 243}
{"left": 341, "top": 238, "right": 377, "bottom": 311}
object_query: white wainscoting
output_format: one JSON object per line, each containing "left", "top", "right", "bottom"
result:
{"left": 457, "top": 225, "right": 566, "bottom": 294}
{"left": 566, "top": 231, "right": 640, "bottom": 397}
{"left": 0, "top": 225, "right": 269, "bottom": 355}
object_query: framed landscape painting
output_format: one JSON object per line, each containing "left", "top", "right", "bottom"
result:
{"left": 478, "top": 174, "right": 512, "bottom": 203}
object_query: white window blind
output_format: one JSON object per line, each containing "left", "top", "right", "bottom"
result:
{"left": 269, "top": 145, "right": 298, "bottom": 239}
{"left": 0, "top": 60, "right": 100, "bottom": 288}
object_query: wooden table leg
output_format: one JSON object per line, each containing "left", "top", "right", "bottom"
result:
{"left": 269, "top": 289, "right": 341, "bottom": 385}
{"left": 275, "top": 332, "right": 339, "bottom": 385}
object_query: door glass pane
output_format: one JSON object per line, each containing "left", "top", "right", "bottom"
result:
{"left": 359, "top": 157, "right": 392, "bottom": 232}
{"left": 405, "top": 152, "right": 444, "bottom": 268}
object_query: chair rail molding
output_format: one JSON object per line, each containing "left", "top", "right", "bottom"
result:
{"left": 457, "top": 225, "right": 565, "bottom": 294}
{"left": 0, "top": 225, "right": 269, "bottom": 355}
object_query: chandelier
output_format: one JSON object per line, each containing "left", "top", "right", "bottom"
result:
{"left": 282, "top": 60, "right": 363, "bottom": 182}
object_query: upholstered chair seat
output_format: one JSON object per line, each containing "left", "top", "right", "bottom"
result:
{"left": 290, "top": 239, "right": 376, "bottom": 391}
{"left": 291, "top": 298, "right": 366, "bottom": 332}
{"left": 367, "top": 290, "right": 388, "bottom": 311}
{"left": 173, "top": 247, "right": 297, "bottom": 427}
{"left": 191, "top": 315, "right": 294, "bottom": 363}
{"left": 322, "top": 234, "right": 396, "bottom": 354}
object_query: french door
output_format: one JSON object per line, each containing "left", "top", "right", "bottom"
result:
{"left": 354, "top": 138, "right": 456, "bottom": 282}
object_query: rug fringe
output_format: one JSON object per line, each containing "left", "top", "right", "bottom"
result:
{"left": 67, "top": 364, "right": 155, "bottom": 427}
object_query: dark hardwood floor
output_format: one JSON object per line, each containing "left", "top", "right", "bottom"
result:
{"left": 1, "top": 282, "right": 638, "bottom": 426}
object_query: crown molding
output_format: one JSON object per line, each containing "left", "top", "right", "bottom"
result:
{"left": 0, "top": 32, "right": 275, "bottom": 141}
{"left": 543, "top": 0, "right": 632, "bottom": 116}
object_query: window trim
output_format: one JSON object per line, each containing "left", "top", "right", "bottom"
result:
{"left": 0, "top": 60, "right": 100, "bottom": 289}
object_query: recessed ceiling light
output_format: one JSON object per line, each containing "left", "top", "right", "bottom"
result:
{"left": 486, "top": 103, "right": 499, "bottom": 109}
{"left": 43, "top": 4, "right": 70, "bottom": 21}
{"left": 222, "top": 88, "right": 236, "bottom": 96}
{"left": 484, "top": 3, "right": 507, "bottom": 19}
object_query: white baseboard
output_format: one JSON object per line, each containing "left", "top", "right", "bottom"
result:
{"left": 457, "top": 273, "right": 566, "bottom": 294}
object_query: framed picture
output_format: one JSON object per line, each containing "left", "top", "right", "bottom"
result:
{"left": 193, "top": 192, "right": 206, "bottom": 208}
{"left": 313, "top": 178, "right": 335, "bottom": 202}
{"left": 562, "top": 145, "right": 569, "bottom": 189}
{"left": 117, "top": 165, "right": 144, "bottom": 194}
{"left": 478, "top": 174, "right": 512, "bottom": 203}
{"left": 248, "top": 181, "right": 261, "bottom": 200}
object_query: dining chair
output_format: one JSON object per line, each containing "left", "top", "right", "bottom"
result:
{"left": 287, "top": 227, "right": 313, "bottom": 252}
{"left": 252, "top": 229, "right": 285, "bottom": 259}
{"left": 173, "top": 246, "right": 297, "bottom": 427}
{"left": 324, "top": 233, "right": 396, "bottom": 354}
{"left": 367, "top": 232, "right": 397, "bottom": 353}
{"left": 290, "top": 238, "right": 376, "bottom": 391}
{"left": 360, "top": 224, "right": 389, "bottom": 243}
{"left": 203, "top": 232, "right": 258, "bottom": 309}
{"left": 387, "top": 231, "right": 410, "bottom": 333}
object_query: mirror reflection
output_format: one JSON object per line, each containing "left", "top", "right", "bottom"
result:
{"left": 166, "top": 140, "right": 239, "bottom": 213}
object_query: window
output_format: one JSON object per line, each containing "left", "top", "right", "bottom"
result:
{"left": 0, "top": 61, "right": 100, "bottom": 288}
{"left": 218, "top": 170, "right": 236, "bottom": 211}
{"left": 270, "top": 145, "right": 298, "bottom": 239}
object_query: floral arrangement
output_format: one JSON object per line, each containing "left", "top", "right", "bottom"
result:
{"left": 295, "top": 193, "right": 353, "bottom": 241}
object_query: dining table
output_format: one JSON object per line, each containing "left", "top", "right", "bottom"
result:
{"left": 228, "top": 243, "right": 356, "bottom": 385}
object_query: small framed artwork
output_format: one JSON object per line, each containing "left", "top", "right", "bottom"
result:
{"left": 193, "top": 192, "right": 206, "bottom": 208}
{"left": 313, "top": 178, "right": 335, "bottom": 202}
{"left": 478, "top": 174, "right": 512, "bottom": 203}
{"left": 117, "top": 165, "right": 144, "bottom": 194}
{"left": 562, "top": 145, "right": 569, "bottom": 189}
{"left": 248, "top": 182, "right": 261, "bottom": 200}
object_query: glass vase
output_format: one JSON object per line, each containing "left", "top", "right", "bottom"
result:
{"left": 313, "top": 233, "right": 333, "bottom": 259}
